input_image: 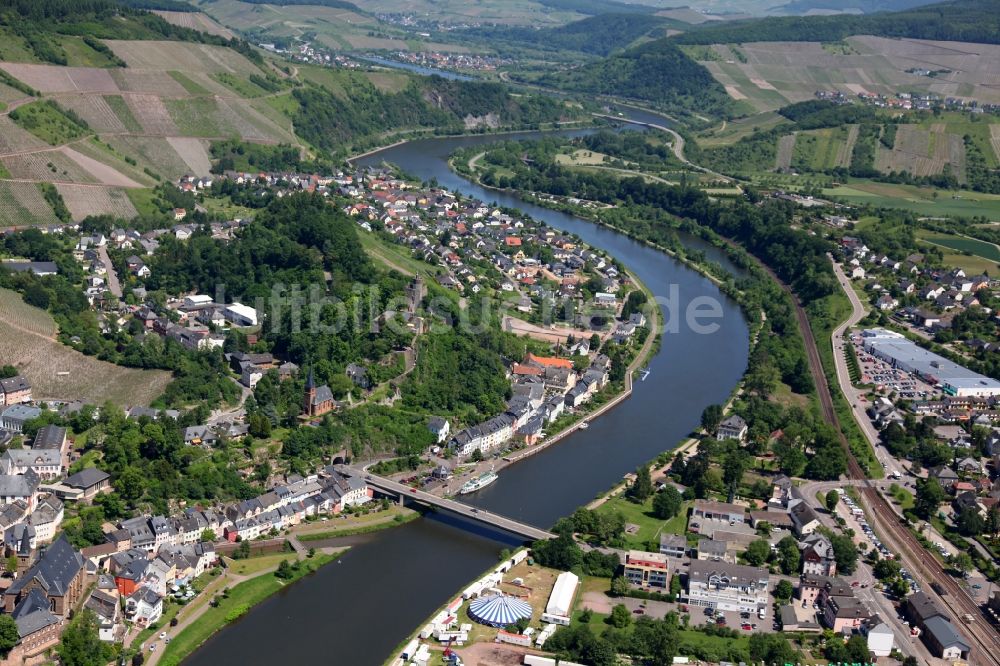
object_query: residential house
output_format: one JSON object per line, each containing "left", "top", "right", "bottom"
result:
{"left": 0, "top": 376, "right": 32, "bottom": 406}
{"left": 716, "top": 415, "right": 748, "bottom": 441}
{"left": 85, "top": 589, "right": 123, "bottom": 642}
{"left": 125, "top": 587, "right": 163, "bottom": 627}
{"left": 346, "top": 363, "right": 372, "bottom": 390}
{"left": 4, "top": 524, "right": 35, "bottom": 575}
{"left": 867, "top": 622, "right": 895, "bottom": 657}
{"left": 111, "top": 550, "right": 149, "bottom": 595}
{"left": 823, "top": 594, "right": 872, "bottom": 633}
{"left": 0, "top": 470, "right": 40, "bottom": 509}
{"left": 0, "top": 449, "right": 62, "bottom": 480}
{"left": 696, "top": 538, "right": 733, "bottom": 563}
{"left": 428, "top": 417, "right": 450, "bottom": 444}
{"left": 29, "top": 494, "right": 63, "bottom": 543}
{"left": 800, "top": 534, "right": 837, "bottom": 576}
{"left": 658, "top": 534, "right": 688, "bottom": 559}
{"left": 323, "top": 471, "right": 372, "bottom": 513}
{"left": 789, "top": 501, "right": 821, "bottom": 536}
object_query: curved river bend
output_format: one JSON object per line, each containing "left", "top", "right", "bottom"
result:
{"left": 184, "top": 125, "right": 750, "bottom": 666}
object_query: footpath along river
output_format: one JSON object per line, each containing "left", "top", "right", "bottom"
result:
{"left": 183, "top": 118, "right": 750, "bottom": 666}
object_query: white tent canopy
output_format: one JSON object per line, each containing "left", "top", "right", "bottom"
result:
{"left": 468, "top": 594, "right": 532, "bottom": 627}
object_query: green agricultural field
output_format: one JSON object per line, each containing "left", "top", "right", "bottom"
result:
{"left": 261, "top": 92, "right": 299, "bottom": 119}
{"left": 792, "top": 126, "right": 854, "bottom": 172}
{"left": 358, "top": 232, "right": 437, "bottom": 278}
{"left": 126, "top": 187, "right": 165, "bottom": 217}
{"left": 211, "top": 72, "right": 270, "bottom": 98}
{"left": 168, "top": 71, "right": 213, "bottom": 96}
{"left": 0, "top": 181, "right": 58, "bottom": 226}
{"left": 165, "top": 97, "right": 226, "bottom": 137}
{"left": 697, "top": 112, "right": 786, "bottom": 148}
{"left": 823, "top": 181, "right": 1000, "bottom": 220}
{"left": 912, "top": 112, "right": 999, "bottom": 169}
{"left": 0, "top": 27, "right": 40, "bottom": 62}
{"left": 9, "top": 100, "right": 90, "bottom": 146}
{"left": 103, "top": 95, "right": 143, "bottom": 133}
{"left": 56, "top": 36, "right": 121, "bottom": 68}
{"left": 934, "top": 252, "right": 1000, "bottom": 275}
{"left": 918, "top": 231, "right": 1000, "bottom": 262}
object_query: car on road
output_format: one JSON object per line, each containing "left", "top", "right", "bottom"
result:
{"left": 741, "top": 623, "right": 752, "bottom": 631}
{"left": 715, "top": 617, "right": 726, "bottom": 626}
{"left": 410, "top": 488, "right": 417, "bottom": 493}
{"left": 150, "top": 644, "right": 156, "bottom": 652}
{"left": 159, "top": 632, "right": 166, "bottom": 639}
{"left": 633, "top": 609, "right": 644, "bottom": 615}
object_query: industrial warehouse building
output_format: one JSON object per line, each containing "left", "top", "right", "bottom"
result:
{"left": 861, "top": 329, "right": 1000, "bottom": 397}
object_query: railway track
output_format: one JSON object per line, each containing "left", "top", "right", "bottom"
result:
{"left": 756, "top": 256, "right": 1000, "bottom": 665}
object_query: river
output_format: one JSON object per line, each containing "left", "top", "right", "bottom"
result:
{"left": 183, "top": 123, "right": 750, "bottom": 666}
{"left": 356, "top": 55, "right": 474, "bottom": 81}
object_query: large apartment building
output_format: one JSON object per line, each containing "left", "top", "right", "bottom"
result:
{"left": 623, "top": 550, "right": 669, "bottom": 590}
{"left": 686, "top": 560, "right": 770, "bottom": 614}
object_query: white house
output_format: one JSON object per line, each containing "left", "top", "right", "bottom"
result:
{"left": 867, "top": 622, "right": 894, "bottom": 657}
{"left": 428, "top": 417, "right": 450, "bottom": 444}
{"left": 0, "top": 449, "right": 62, "bottom": 480}
{"left": 716, "top": 415, "right": 748, "bottom": 441}
{"left": 224, "top": 303, "right": 258, "bottom": 327}
{"left": 126, "top": 588, "right": 163, "bottom": 627}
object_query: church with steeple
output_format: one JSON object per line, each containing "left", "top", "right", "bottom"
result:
{"left": 303, "top": 368, "right": 334, "bottom": 418}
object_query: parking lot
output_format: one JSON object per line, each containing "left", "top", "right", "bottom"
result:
{"left": 838, "top": 491, "right": 923, "bottom": 595}
{"left": 852, "top": 334, "right": 939, "bottom": 399}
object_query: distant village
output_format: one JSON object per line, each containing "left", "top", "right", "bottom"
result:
{"left": 815, "top": 89, "right": 1000, "bottom": 115}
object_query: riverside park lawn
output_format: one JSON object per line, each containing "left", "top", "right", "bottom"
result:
{"left": 593, "top": 497, "right": 692, "bottom": 549}
{"left": 157, "top": 552, "right": 337, "bottom": 666}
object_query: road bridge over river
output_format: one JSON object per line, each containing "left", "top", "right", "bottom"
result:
{"left": 337, "top": 465, "right": 555, "bottom": 542}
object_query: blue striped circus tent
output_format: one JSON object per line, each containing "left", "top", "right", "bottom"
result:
{"left": 467, "top": 594, "right": 533, "bottom": 627}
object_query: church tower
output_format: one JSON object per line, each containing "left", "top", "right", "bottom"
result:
{"left": 304, "top": 367, "right": 317, "bottom": 416}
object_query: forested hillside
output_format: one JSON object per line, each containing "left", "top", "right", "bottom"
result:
{"left": 674, "top": 0, "right": 1000, "bottom": 45}
{"left": 293, "top": 76, "right": 572, "bottom": 157}
{"left": 211, "top": 0, "right": 361, "bottom": 8}
{"left": 534, "top": 0, "right": 658, "bottom": 15}
{"left": 459, "top": 13, "right": 673, "bottom": 56}
{"left": 536, "top": 38, "right": 734, "bottom": 119}
{"left": 777, "top": 0, "right": 942, "bottom": 13}
{"left": 147, "top": 193, "right": 373, "bottom": 299}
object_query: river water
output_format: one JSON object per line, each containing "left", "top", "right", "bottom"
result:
{"left": 357, "top": 55, "right": 474, "bottom": 81}
{"left": 184, "top": 122, "right": 750, "bottom": 666}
